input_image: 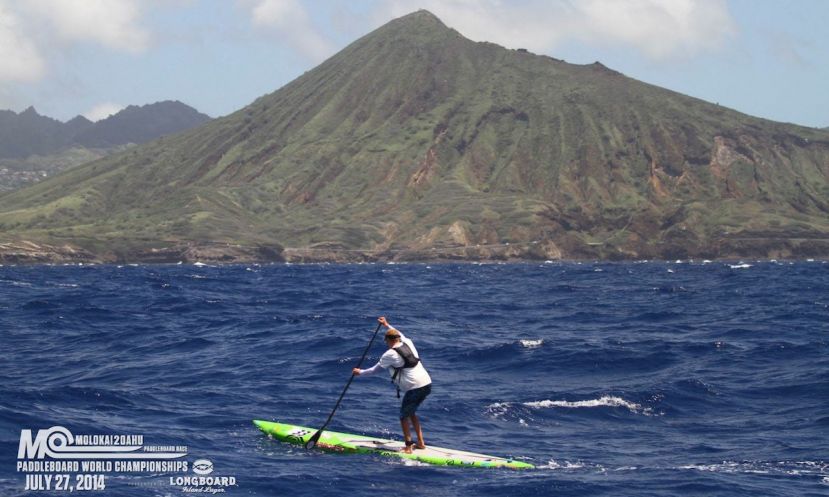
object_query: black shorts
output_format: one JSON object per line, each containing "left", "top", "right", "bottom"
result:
{"left": 399, "top": 384, "right": 432, "bottom": 419}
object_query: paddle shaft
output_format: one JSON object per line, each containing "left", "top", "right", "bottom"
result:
{"left": 305, "top": 322, "right": 383, "bottom": 449}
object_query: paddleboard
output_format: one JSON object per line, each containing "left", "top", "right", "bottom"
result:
{"left": 253, "top": 420, "right": 534, "bottom": 469}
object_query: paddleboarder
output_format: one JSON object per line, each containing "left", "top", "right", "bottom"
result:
{"left": 353, "top": 316, "right": 432, "bottom": 453}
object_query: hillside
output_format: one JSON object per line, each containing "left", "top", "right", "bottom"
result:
{"left": 1, "top": 10, "right": 828, "bottom": 263}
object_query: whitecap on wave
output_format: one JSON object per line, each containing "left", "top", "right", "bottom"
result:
{"left": 729, "top": 263, "right": 753, "bottom": 269}
{"left": 525, "top": 395, "right": 652, "bottom": 414}
{"left": 519, "top": 339, "right": 543, "bottom": 349}
{"left": 487, "top": 395, "right": 655, "bottom": 417}
{"left": 540, "top": 459, "right": 601, "bottom": 471}
{"left": 484, "top": 402, "right": 512, "bottom": 419}
{"left": 678, "top": 460, "right": 828, "bottom": 478}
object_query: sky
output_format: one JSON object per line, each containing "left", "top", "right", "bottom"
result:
{"left": 0, "top": 0, "right": 826, "bottom": 128}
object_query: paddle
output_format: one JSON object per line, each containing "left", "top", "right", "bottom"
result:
{"left": 304, "top": 321, "right": 384, "bottom": 449}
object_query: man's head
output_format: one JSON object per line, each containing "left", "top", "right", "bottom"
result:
{"left": 384, "top": 329, "right": 401, "bottom": 347}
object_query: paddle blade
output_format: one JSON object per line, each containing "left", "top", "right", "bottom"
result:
{"left": 304, "top": 430, "right": 322, "bottom": 450}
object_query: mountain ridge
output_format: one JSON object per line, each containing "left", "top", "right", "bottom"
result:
{"left": 1, "top": 10, "right": 828, "bottom": 263}
{"left": 0, "top": 101, "right": 212, "bottom": 193}
{"left": 0, "top": 101, "right": 211, "bottom": 159}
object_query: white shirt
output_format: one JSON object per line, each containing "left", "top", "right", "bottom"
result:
{"left": 359, "top": 331, "right": 432, "bottom": 393}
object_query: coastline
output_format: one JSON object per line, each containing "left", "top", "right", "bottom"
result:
{"left": 1, "top": 237, "right": 827, "bottom": 265}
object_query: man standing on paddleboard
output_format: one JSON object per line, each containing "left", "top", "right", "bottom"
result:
{"left": 353, "top": 316, "right": 432, "bottom": 453}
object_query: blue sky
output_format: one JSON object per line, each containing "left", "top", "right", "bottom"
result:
{"left": 0, "top": 0, "right": 826, "bottom": 128}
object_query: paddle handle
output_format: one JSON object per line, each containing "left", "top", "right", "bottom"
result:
{"left": 305, "top": 321, "right": 384, "bottom": 449}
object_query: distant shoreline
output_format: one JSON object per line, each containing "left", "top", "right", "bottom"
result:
{"left": 2, "top": 236, "right": 828, "bottom": 265}
{"left": 1, "top": 256, "right": 826, "bottom": 267}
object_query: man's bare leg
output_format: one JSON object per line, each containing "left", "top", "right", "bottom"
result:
{"left": 411, "top": 414, "right": 426, "bottom": 449}
{"left": 400, "top": 417, "right": 414, "bottom": 453}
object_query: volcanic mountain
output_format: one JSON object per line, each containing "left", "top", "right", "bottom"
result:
{"left": 1, "top": 10, "right": 828, "bottom": 263}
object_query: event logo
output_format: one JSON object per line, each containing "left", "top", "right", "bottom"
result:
{"left": 18, "top": 426, "right": 187, "bottom": 460}
{"left": 17, "top": 426, "right": 190, "bottom": 492}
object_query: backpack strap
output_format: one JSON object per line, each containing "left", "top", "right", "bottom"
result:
{"left": 390, "top": 343, "right": 420, "bottom": 398}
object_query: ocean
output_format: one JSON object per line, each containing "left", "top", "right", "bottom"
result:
{"left": 1, "top": 261, "right": 827, "bottom": 496}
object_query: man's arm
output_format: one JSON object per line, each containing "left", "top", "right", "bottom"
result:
{"left": 353, "top": 349, "right": 403, "bottom": 376}
{"left": 353, "top": 362, "right": 383, "bottom": 377}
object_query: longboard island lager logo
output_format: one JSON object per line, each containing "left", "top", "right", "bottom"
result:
{"left": 169, "top": 458, "right": 237, "bottom": 492}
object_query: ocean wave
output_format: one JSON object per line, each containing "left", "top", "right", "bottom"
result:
{"left": 677, "top": 460, "right": 828, "bottom": 477}
{"left": 525, "top": 396, "right": 652, "bottom": 414}
{"left": 540, "top": 459, "right": 604, "bottom": 471}
{"left": 460, "top": 340, "right": 541, "bottom": 360}
{"left": 487, "top": 395, "right": 655, "bottom": 417}
{"left": 485, "top": 402, "right": 512, "bottom": 418}
{"left": 2, "top": 262, "right": 827, "bottom": 496}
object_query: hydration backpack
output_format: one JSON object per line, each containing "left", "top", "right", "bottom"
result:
{"left": 390, "top": 343, "right": 420, "bottom": 397}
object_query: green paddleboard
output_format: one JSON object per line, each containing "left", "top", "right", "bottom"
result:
{"left": 253, "top": 420, "right": 534, "bottom": 469}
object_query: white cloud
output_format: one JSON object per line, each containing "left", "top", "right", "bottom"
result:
{"left": 83, "top": 102, "right": 124, "bottom": 122}
{"left": 0, "top": 0, "right": 151, "bottom": 85}
{"left": 379, "top": 0, "right": 736, "bottom": 60}
{"left": 25, "top": 0, "right": 150, "bottom": 53}
{"left": 576, "top": 0, "right": 736, "bottom": 59}
{"left": 0, "top": 2, "right": 47, "bottom": 82}
{"left": 245, "top": 0, "right": 335, "bottom": 61}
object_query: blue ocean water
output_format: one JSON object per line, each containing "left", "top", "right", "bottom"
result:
{"left": 1, "top": 261, "right": 828, "bottom": 496}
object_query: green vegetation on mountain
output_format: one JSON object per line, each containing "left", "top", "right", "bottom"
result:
{"left": 1, "top": 11, "right": 828, "bottom": 263}
{"left": 0, "top": 147, "right": 118, "bottom": 193}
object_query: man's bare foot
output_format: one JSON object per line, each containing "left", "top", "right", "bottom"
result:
{"left": 403, "top": 441, "right": 415, "bottom": 453}
{"left": 415, "top": 443, "right": 426, "bottom": 450}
